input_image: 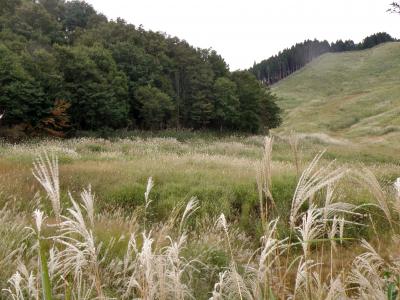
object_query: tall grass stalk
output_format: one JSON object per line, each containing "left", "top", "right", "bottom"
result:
{"left": 288, "top": 131, "right": 301, "bottom": 177}
{"left": 143, "top": 176, "right": 154, "bottom": 230}
{"left": 33, "top": 209, "right": 53, "bottom": 300}
{"left": 289, "top": 151, "right": 347, "bottom": 229}
{"left": 32, "top": 152, "right": 61, "bottom": 223}
{"left": 256, "top": 136, "right": 274, "bottom": 228}
{"left": 216, "top": 213, "right": 243, "bottom": 300}
{"left": 355, "top": 167, "right": 393, "bottom": 229}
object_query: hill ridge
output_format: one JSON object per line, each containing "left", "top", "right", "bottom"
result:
{"left": 272, "top": 42, "right": 400, "bottom": 150}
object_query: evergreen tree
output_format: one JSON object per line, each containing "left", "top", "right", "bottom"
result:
{"left": 358, "top": 32, "right": 395, "bottom": 49}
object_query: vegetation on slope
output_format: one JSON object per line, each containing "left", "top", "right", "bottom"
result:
{"left": 0, "top": 0, "right": 281, "bottom": 138}
{"left": 251, "top": 32, "right": 395, "bottom": 84}
{"left": 272, "top": 42, "right": 400, "bottom": 150}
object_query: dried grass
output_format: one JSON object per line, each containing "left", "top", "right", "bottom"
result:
{"left": 3, "top": 137, "right": 400, "bottom": 299}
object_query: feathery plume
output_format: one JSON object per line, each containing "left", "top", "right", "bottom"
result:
{"left": 290, "top": 151, "right": 347, "bottom": 229}
{"left": 179, "top": 197, "right": 199, "bottom": 233}
{"left": 33, "top": 152, "right": 61, "bottom": 222}
{"left": 80, "top": 185, "right": 95, "bottom": 228}
{"left": 33, "top": 209, "right": 46, "bottom": 236}
{"left": 144, "top": 177, "right": 154, "bottom": 209}
{"left": 394, "top": 178, "right": 400, "bottom": 200}
{"left": 354, "top": 167, "right": 393, "bottom": 228}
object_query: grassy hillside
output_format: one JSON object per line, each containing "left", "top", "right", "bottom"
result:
{"left": 272, "top": 42, "right": 400, "bottom": 152}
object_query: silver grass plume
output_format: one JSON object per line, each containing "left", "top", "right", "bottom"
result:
{"left": 80, "top": 185, "right": 95, "bottom": 228}
{"left": 179, "top": 196, "right": 199, "bottom": 233}
{"left": 354, "top": 167, "right": 393, "bottom": 228}
{"left": 290, "top": 151, "right": 347, "bottom": 229}
{"left": 33, "top": 152, "right": 61, "bottom": 223}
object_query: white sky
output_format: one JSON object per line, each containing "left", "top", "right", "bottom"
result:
{"left": 85, "top": 0, "right": 399, "bottom": 70}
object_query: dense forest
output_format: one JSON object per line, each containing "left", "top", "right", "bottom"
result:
{"left": 0, "top": 0, "right": 282, "bottom": 137}
{"left": 251, "top": 32, "right": 396, "bottom": 84}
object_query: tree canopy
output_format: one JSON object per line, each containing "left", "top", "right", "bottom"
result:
{"left": 0, "top": 0, "right": 282, "bottom": 136}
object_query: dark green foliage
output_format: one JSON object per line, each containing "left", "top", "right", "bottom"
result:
{"left": 63, "top": 0, "right": 100, "bottom": 32}
{"left": 251, "top": 39, "right": 331, "bottom": 84}
{"left": 358, "top": 32, "right": 395, "bottom": 50}
{"left": 10, "top": 0, "right": 63, "bottom": 44}
{"left": 330, "top": 39, "right": 356, "bottom": 52}
{"left": 232, "top": 71, "right": 263, "bottom": 133}
{"left": 212, "top": 77, "right": 240, "bottom": 130}
{"left": 135, "top": 86, "right": 174, "bottom": 130}
{"left": 251, "top": 33, "right": 396, "bottom": 84}
{"left": 54, "top": 44, "right": 129, "bottom": 130}
{"left": 185, "top": 61, "right": 214, "bottom": 129}
{"left": 0, "top": 44, "right": 49, "bottom": 126}
{"left": 231, "top": 71, "right": 281, "bottom": 133}
{"left": 207, "top": 50, "right": 229, "bottom": 78}
{"left": 258, "top": 89, "right": 282, "bottom": 131}
{"left": 0, "top": 0, "right": 282, "bottom": 134}
{"left": 0, "top": 0, "right": 21, "bottom": 15}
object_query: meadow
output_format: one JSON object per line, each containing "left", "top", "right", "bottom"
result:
{"left": 1, "top": 131, "right": 400, "bottom": 299}
{"left": 273, "top": 42, "right": 400, "bottom": 156}
{"left": 1, "top": 1, "right": 399, "bottom": 298}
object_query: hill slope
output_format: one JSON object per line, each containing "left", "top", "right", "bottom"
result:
{"left": 272, "top": 42, "right": 400, "bottom": 149}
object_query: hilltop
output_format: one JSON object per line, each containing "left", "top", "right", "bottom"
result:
{"left": 272, "top": 42, "right": 400, "bottom": 157}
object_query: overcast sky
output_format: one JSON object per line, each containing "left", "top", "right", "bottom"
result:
{"left": 85, "top": 0, "right": 399, "bottom": 70}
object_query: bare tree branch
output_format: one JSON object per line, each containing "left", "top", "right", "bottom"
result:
{"left": 388, "top": 2, "right": 400, "bottom": 13}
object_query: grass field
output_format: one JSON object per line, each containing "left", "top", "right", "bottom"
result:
{"left": 1, "top": 132, "right": 400, "bottom": 299}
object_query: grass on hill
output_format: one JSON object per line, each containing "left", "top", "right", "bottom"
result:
{"left": 272, "top": 42, "right": 400, "bottom": 159}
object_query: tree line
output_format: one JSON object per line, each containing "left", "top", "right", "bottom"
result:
{"left": 251, "top": 32, "right": 396, "bottom": 85}
{"left": 0, "top": 0, "right": 282, "bottom": 137}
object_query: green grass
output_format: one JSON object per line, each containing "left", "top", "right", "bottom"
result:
{"left": 272, "top": 42, "right": 400, "bottom": 161}
{"left": 0, "top": 135, "right": 397, "bottom": 228}
{"left": 1, "top": 134, "right": 400, "bottom": 298}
